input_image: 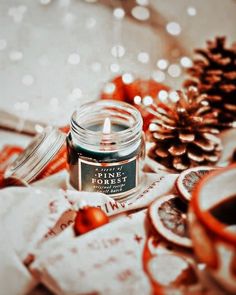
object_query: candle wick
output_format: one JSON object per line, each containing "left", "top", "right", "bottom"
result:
{"left": 102, "top": 117, "right": 111, "bottom": 134}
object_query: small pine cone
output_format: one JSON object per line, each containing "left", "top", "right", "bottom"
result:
{"left": 184, "top": 37, "right": 236, "bottom": 128}
{"left": 148, "top": 87, "right": 222, "bottom": 171}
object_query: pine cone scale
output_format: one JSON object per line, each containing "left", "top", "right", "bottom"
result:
{"left": 154, "top": 146, "right": 169, "bottom": 158}
{"left": 187, "top": 151, "right": 205, "bottom": 162}
{"left": 173, "top": 157, "right": 189, "bottom": 171}
{"left": 204, "top": 154, "right": 219, "bottom": 162}
{"left": 168, "top": 143, "right": 186, "bottom": 156}
{"left": 153, "top": 133, "right": 174, "bottom": 141}
{"left": 225, "top": 104, "right": 236, "bottom": 111}
{"left": 220, "top": 84, "right": 236, "bottom": 92}
{"left": 224, "top": 72, "right": 236, "bottom": 80}
{"left": 179, "top": 133, "right": 195, "bottom": 143}
{"left": 193, "top": 137, "right": 215, "bottom": 151}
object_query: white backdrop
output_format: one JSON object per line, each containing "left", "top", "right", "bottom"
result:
{"left": 0, "top": 0, "right": 235, "bottom": 126}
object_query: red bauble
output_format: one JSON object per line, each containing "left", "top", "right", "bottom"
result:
{"left": 74, "top": 206, "right": 109, "bottom": 235}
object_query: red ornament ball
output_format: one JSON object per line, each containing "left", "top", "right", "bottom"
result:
{"left": 74, "top": 206, "right": 109, "bottom": 235}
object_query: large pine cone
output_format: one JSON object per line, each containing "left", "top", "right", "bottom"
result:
{"left": 148, "top": 87, "right": 222, "bottom": 171}
{"left": 184, "top": 37, "right": 236, "bottom": 128}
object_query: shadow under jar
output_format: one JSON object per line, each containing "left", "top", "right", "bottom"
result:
{"left": 67, "top": 100, "right": 145, "bottom": 201}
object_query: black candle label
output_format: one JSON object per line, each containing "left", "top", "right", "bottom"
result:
{"left": 78, "top": 157, "right": 138, "bottom": 196}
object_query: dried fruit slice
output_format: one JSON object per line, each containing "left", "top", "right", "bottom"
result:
{"left": 149, "top": 194, "right": 192, "bottom": 248}
{"left": 147, "top": 254, "right": 198, "bottom": 287}
{"left": 176, "top": 166, "right": 215, "bottom": 202}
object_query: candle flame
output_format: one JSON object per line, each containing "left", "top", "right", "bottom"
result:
{"left": 102, "top": 117, "right": 111, "bottom": 134}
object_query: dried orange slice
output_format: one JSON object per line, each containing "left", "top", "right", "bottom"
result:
{"left": 149, "top": 194, "right": 192, "bottom": 248}
{"left": 176, "top": 166, "right": 215, "bottom": 202}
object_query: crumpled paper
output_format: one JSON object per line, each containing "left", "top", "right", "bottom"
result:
{"left": 0, "top": 186, "right": 74, "bottom": 295}
{"left": 0, "top": 171, "right": 178, "bottom": 295}
{"left": 31, "top": 211, "right": 151, "bottom": 295}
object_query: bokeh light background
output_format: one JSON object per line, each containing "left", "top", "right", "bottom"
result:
{"left": 0, "top": 0, "right": 235, "bottom": 126}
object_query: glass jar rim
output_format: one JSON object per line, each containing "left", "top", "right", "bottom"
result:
{"left": 70, "top": 100, "right": 143, "bottom": 149}
{"left": 4, "top": 127, "right": 66, "bottom": 183}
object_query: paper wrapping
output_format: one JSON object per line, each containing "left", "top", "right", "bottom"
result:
{"left": 0, "top": 171, "right": 179, "bottom": 295}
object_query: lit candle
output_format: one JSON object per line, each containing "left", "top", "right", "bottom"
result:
{"left": 102, "top": 117, "right": 111, "bottom": 134}
{"left": 100, "top": 117, "right": 112, "bottom": 149}
{"left": 67, "top": 100, "right": 145, "bottom": 201}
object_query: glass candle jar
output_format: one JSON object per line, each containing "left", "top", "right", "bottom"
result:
{"left": 67, "top": 100, "right": 145, "bottom": 201}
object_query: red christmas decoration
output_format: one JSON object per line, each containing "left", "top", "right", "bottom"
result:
{"left": 100, "top": 76, "right": 125, "bottom": 101}
{"left": 125, "top": 79, "right": 170, "bottom": 105}
{"left": 101, "top": 76, "right": 170, "bottom": 131}
{"left": 0, "top": 145, "right": 24, "bottom": 188}
{"left": 126, "top": 79, "right": 170, "bottom": 131}
{"left": 74, "top": 206, "right": 109, "bottom": 235}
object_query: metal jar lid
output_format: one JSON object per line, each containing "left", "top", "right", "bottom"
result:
{"left": 4, "top": 127, "right": 66, "bottom": 184}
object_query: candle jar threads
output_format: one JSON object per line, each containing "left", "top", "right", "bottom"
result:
{"left": 67, "top": 100, "right": 145, "bottom": 201}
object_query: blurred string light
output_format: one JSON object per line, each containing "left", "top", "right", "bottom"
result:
{"left": 136, "top": 0, "right": 149, "bottom": 6}
{"left": 152, "top": 70, "right": 165, "bottom": 82}
{"left": 104, "top": 82, "right": 116, "bottom": 94}
{"left": 68, "top": 53, "right": 80, "bottom": 65}
{"left": 122, "top": 73, "right": 134, "bottom": 84}
{"left": 14, "top": 101, "right": 29, "bottom": 112}
{"left": 71, "top": 88, "right": 82, "bottom": 99}
{"left": 110, "top": 63, "right": 120, "bottom": 73}
{"left": 143, "top": 95, "right": 153, "bottom": 106}
{"left": 8, "top": 5, "right": 27, "bottom": 23}
{"left": 9, "top": 50, "right": 23, "bottom": 61}
{"left": 131, "top": 6, "right": 150, "bottom": 21}
{"left": 166, "top": 22, "right": 181, "bottom": 36}
{"left": 111, "top": 45, "right": 125, "bottom": 58}
{"left": 62, "top": 13, "right": 75, "bottom": 26}
{"left": 168, "top": 91, "right": 180, "bottom": 102}
{"left": 83, "top": 1, "right": 185, "bottom": 87}
{"left": 134, "top": 95, "right": 142, "bottom": 105}
{"left": 91, "top": 62, "right": 102, "bottom": 72}
{"left": 113, "top": 7, "right": 125, "bottom": 19}
{"left": 156, "top": 59, "right": 169, "bottom": 70}
{"left": 22, "top": 74, "right": 34, "bottom": 86}
{"left": 111, "top": 3, "right": 126, "bottom": 75}
{"left": 40, "top": 0, "right": 51, "bottom": 5}
{"left": 68, "top": 88, "right": 82, "bottom": 101}
{"left": 137, "top": 51, "right": 149, "bottom": 63}
{"left": 149, "top": 123, "right": 157, "bottom": 131}
{"left": 180, "top": 56, "right": 192, "bottom": 68}
{"left": 168, "top": 64, "right": 181, "bottom": 77}
{"left": 187, "top": 6, "right": 197, "bottom": 16}
{"left": 158, "top": 90, "right": 168, "bottom": 102}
